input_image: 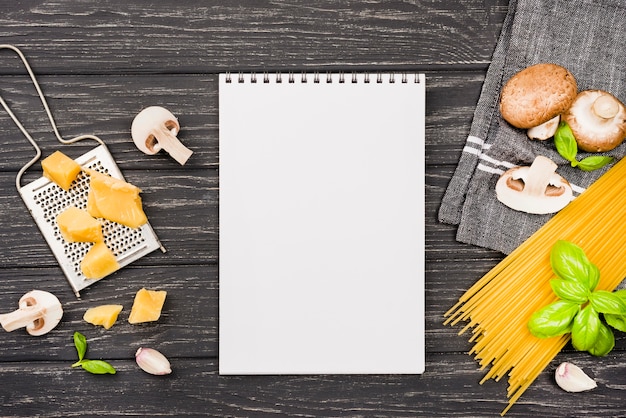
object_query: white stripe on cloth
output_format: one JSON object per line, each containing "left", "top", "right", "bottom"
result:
{"left": 467, "top": 135, "right": 485, "bottom": 146}
{"left": 477, "top": 163, "right": 504, "bottom": 175}
{"left": 462, "top": 146, "right": 481, "bottom": 156}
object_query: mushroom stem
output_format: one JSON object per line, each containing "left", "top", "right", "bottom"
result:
{"left": 522, "top": 156, "right": 558, "bottom": 196}
{"left": 527, "top": 115, "right": 560, "bottom": 140}
{"left": 0, "top": 304, "right": 44, "bottom": 332}
{"left": 149, "top": 124, "right": 193, "bottom": 165}
{"left": 592, "top": 95, "right": 620, "bottom": 119}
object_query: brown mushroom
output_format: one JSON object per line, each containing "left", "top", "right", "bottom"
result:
{"left": 500, "top": 63, "right": 577, "bottom": 132}
{"left": 0, "top": 290, "right": 63, "bottom": 336}
{"left": 562, "top": 90, "right": 626, "bottom": 152}
{"left": 495, "top": 155, "right": 573, "bottom": 214}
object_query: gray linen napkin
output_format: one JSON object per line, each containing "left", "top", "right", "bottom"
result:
{"left": 438, "top": 0, "right": 626, "bottom": 255}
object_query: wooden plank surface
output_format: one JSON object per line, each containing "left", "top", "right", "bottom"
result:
{"left": 1, "top": 1, "right": 625, "bottom": 417}
{"left": 0, "top": 0, "right": 507, "bottom": 74}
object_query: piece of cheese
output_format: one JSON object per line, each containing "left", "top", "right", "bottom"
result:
{"left": 83, "top": 304, "right": 123, "bottom": 329}
{"left": 128, "top": 288, "right": 167, "bottom": 324}
{"left": 86, "top": 169, "right": 148, "bottom": 229}
{"left": 80, "top": 242, "right": 120, "bottom": 279}
{"left": 56, "top": 206, "right": 103, "bottom": 243}
{"left": 86, "top": 189, "right": 103, "bottom": 218}
{"left": 41, "top": 150, "right": 82, "bottom": 191}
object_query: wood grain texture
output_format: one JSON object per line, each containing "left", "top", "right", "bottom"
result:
{"left": 0, "top": 0, "right": 508, "bottom": 75}
{"left": 0, "top": 354, "right": 624, "bottom": 417}
{"left": 1, "top": 0, "right": 625, "bottom": 417}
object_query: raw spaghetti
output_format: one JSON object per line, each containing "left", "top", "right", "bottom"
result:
{"left": 444, "top": 156, "right": 626, "bottom": 415}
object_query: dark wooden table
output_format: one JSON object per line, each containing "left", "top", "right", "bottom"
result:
{"left": 0, "top": 1, "right": 624, "bottom": 417}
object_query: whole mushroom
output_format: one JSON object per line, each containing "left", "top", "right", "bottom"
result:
{"left": 563, "top": 90, "right": 626, "bottom": 152}
{"left": 0, "top": 290, "right": 63, "bottom": 336}
{"left": 500, "top": 63, "right": 577, "bottom": 140}
{"left": 131, "top": 106, "right": 193, "bottom": 165}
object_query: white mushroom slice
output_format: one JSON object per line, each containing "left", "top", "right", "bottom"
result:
{"left": 563, "top": 90, "right": 626, "bottom": 152}
{"left": 495, "top": 155, "right": 573, "bottom": 214}
{"left": 131, "top": 106, "right": 193, "bottom": 165}
{"left": 0, "top": 290, "right": 63, "bottom": 336}
{"left": 527, "top": 115, "right": 560, "bottom": 140}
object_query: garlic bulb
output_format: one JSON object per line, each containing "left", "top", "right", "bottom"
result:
{"left": 135, "top": 347, "right": 172, "bottom": 375}
{"left": 555, "top": 362, "right": 597, "bottom": 392}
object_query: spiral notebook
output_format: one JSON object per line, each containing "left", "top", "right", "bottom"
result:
{"left": 219, "top": 72, "right": 425, "bottom": 375}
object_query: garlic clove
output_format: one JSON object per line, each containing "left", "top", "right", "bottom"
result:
{"left": 135, "top": 347, "right": 172, "bottom": 375}
{"left": 555, "top": 362, "right": 597, "bottom": 392}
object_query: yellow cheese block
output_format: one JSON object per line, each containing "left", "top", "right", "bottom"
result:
{"left": 86, "top": 169, "right": 148, "bottom": 229}
{"left": 56, "top": 206, "right": 103, "bottom": 243}
{"left": 86, "top": 189, "right": 102, "bottom": 218}
{"left": 41, "top": 150, "right": 82, "bottom": 191}
{"left": 83, "top": 304, "right": 123, "bottom": 329}
{"left": 128, "top": 288, "right": 167, "bottom": 324}
{"left": 80, "top": 242, "right": 120, "bottom": 279}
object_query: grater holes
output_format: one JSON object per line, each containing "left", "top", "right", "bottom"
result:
{"left": 66, "top": 242, "right": 90, "bottom": 262}
{"left": 86, "top": 161, "right": 109, "bottom": 176}
{"left": 104, "top": 223, "right": 145, "bottom": 257}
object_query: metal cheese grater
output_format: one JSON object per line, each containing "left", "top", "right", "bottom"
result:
{"left": 2, "top": 45, "right": 165, "bottom": 297}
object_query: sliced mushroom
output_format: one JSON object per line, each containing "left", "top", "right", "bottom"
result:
{"left": 563, "top": 90, "right": 626, "bottom": 152}
{"left": 500, "top": 63, "right": 577, "bottom": 130}
{"left": 495, "top": 155, "right": 573, "bottom": 214}
{"left": 0, "top": 290, "right": 63, "bottom": 336}
{"left": 131, "top": 106, "right": 193, "bottom": 165}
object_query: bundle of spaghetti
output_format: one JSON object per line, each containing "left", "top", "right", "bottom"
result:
{"left": 444, "top": 156, "right": 626, "bottom": 415}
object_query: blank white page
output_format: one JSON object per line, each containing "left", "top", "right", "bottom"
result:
{"left": 219, "top": 72, "right": 425, "bottom": 374}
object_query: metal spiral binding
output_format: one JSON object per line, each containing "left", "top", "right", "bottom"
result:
{"left": 225, "top": 72, "right": 422, "bottom": 84}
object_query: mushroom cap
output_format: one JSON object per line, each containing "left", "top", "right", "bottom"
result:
{"left": 500, "top": 63, "right": 577, "bottom": 129}
{"left": 131, "top": 106, "right": 180, "bottom": 155}
{"left": 20, "top": 290, "right": 63, "bottom": 336}
{"left": 563, "top": 90, "right": 626, "bottom": 152}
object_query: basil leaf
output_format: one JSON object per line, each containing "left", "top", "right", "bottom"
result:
{"left": 554, "top": 122, "right": 578, "bottom": 162}
{"left": 576, "top": 155, "right": 614, "bottom": 172}
{"left": 588, "top": 322, "right": 615, "bottom": 357}
{"left": 81, "top": 359, "right": 117, "bottom": 375}
{"left": 73, "top": 332, "right": 87, "bottom": 361}
{"left": 605, "top": 313, "right": 626, "bottom": 333}
{"left": 550, "top": 278, "right": 589, "bottom": 304}
{"left": 528, "top": 300, "right": 579, "bottom": 338}
{"left": 550, "top": 240, "right": 596, "bottom": 288}
{"left": 571, "top": 306, "right": 601, "bottom": 351}
{"left": 613, "top": 289, "right": 626, "bottom": 302}
{"left": 578, "top": 155, "right": 613, "bottom": 171}
{"left": 590, "top": 290, "right": 626, "bottom": 315}
{"left": 585, "top": 263, "right": 600, "bottom": 293}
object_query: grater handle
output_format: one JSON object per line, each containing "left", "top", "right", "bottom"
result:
{"left": 0, "top": 45, "right": 107, "bottom": 191}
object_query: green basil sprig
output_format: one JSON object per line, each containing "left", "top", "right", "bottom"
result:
{"left": 527, "top": 240, "right": 626, "bottom": 356}
{"left": 554, "top": 122, "right": 614, "bottom": 171}
{"left": 605, "top": 290, "right": 626, "bottom": 332}
{"left": 71, "top": 331, "right": 116, "bottom": 374}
